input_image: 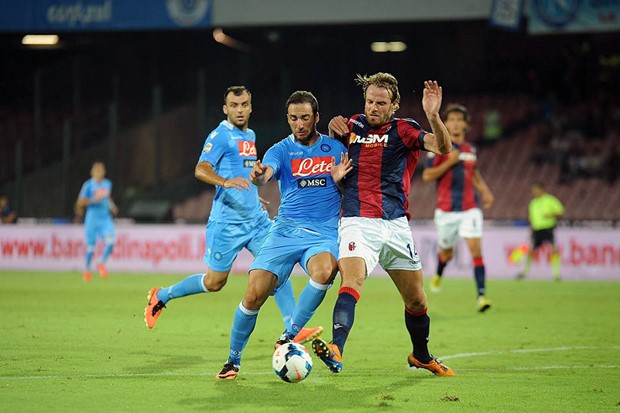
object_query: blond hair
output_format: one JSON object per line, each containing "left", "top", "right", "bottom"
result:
{"left": 355, "top": 72, "right": 400, "bottom": 113}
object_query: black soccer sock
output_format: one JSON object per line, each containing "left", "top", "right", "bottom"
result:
{"left": 332, "top": 287, "right": 359, "bottom": 354}
{"left": 405, "top": 307, "right": 431, "bottom": 363}
{"left": 436, "top": 253, "right": 448, "bottom": 276}
{"left": 473, "top": 256, "right": 486, "bottom": 296}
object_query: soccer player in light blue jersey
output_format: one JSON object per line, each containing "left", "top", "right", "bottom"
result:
{"left": 144, "top": 86, "right": 302, "bottom": 336}
{"left": 216, "top": 90, "right": 353, "bottom": 380}
{"left": 75, "top": 161, "right": 118, "bottom": 282}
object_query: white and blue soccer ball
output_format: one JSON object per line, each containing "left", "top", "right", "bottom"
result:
{"left": 272, "top": 342, "right": 313, "bottom": 383}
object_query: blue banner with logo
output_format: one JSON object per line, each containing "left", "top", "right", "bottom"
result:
{"left": 529, "top": 0, "right": 620, "bottom": 34}
{"left": 0, "top": 0, "right": 212, "bottom": 32}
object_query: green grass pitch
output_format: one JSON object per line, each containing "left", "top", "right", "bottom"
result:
{"left": 1, "top": 271, "right": 619, "bottom": 412}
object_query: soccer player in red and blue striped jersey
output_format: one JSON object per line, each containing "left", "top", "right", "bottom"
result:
{"left": 422, "top": 103, "right": 494, "bottom": 312}
{"left": 312, "top": 73, "right": 455, "bottom": 377}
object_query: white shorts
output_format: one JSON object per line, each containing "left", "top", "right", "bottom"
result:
{"left": 434, "top": 208, "right": 484, "bottom": 249}
{"left": 338, "top": 216, "right": 422, "bottom": 275}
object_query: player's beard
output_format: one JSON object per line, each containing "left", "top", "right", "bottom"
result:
{"left": 295, "top": 129, "right": 317, "bottom": 145}
{"left": 366, "top": 111, "right": 389, "bottom": 127}
{"left": 231, "top": 116, "right": 248, "bottom": 130}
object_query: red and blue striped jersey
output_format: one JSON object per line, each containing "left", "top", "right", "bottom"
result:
{"left": 341, "top": 114, "right": 427, "bottom": 220}
{"left": 425, "top": 141, "right": 479, "bottom": 212}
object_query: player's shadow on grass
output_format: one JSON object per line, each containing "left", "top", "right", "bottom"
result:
{"left": 129, "top": 354, "right": 206, "bottom": 374}
{"left": 179, "top": 376, "right": 432, "bottom": 411}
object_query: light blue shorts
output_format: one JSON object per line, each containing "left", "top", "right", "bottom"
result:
{"left": 205, "top": 212, "right": 272, "bottom": 272}
{"left": 84, "top": 216, "right": 116, "bottom": 246}
{"left": 250, "top": 219, "right": 338, "bottom": 294}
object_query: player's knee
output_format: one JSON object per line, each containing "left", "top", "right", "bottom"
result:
{"left": 409, "top": 298, "right": 427, "bottom": 312}
{"left": 405, "top": 290, "right": 427, "bottom": 311}
{"left": 204, "top": 270, "right": 231, "bottom": 292}
{"left": 310, "top": 265, "right": 337, "bottom": 284}
{"left": 243, "top": 289, "right": 268, "bottom": 310}
{"left": 440, "top": 248, "right": 454, "bottom": 261}
{"left": 204, "top": 276, "right": 227, "bottom": 292}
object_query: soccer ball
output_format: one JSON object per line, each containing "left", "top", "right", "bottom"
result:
{"left": 272, "top": 342, "right": 313, "bottom": 383}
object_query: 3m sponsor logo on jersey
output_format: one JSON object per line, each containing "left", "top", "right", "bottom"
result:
{"left": 291, "top": 156, "right": 332, "bottom": 177}
{"left": 349, "top": 133, "right": 388, "bottom": 147}
{"left": 298, "top": 178, "right": 327, "bottom": 188}
{"left": 237, "top": 140, "right": 257, "bottom": 157}
{"left": 243, "top": 160, "right": 256, "bottom": 168}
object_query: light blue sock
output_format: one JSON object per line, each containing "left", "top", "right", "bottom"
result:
{"left": 288, "top": 279, "right": 331, "bottom": 336}
{"left": 228, "top": 302, "right": 259, "bottom": 365}
{"left": 157, "top": 274, "right": 206, "bottom": 304}
{"left": 273, "top": 277, "right": 296, "bottom": 330}
{"left": 85, "top": 246, "right": 94, "bottom": 271}
{"left": 100, "top": 242, "right": 114, "bottom": 264}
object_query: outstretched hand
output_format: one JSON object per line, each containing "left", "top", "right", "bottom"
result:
{"left": 330, "top": 152, "right": 353, "bottom": 183}
{"left": 422, "top": 80, "right": 443, "bottom": 117}
{"left": 250, "top": 160, "right": 270, "bottom": 186}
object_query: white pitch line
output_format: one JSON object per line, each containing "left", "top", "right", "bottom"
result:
{"left": 506, "top": 365, "right": 618, "bottom": 371}
{"left": 440, "top": 345, "right": 620, "bottom": 360}
{"left": 1, "top": 345, "right": 618, "bottom": 381}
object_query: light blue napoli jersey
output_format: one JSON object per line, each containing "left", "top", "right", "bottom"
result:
{"left": 263, "top": 133, "right": 346, "bottom": 231}
{"left": 79, "top": 178, "right": 113, "bottom": 221}
{"left": 198, "top": 120, "right": 264, "bottom": 223}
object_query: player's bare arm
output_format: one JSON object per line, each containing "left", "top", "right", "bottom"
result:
{"left": 195, "top": 161, "right": 250, "bottom": 190}
{"left": 330, "top": 152, "right": 353, "bottom": 190}
{"left": 473, "top": 169, "right": 494, "bottom": 209}
{"left": 422, "top": 81, "right": 452, "bottom": 155}
{"left": 109, "top": 199, "right": 119, "bottom": 216}
{"left": 422, "top": 150, "right": 460, "bottom": 182}
{"left": 328, "top": 116, "right": 349, "bottom": 137}
{"left": 75, "top": 197, "right": 87, "bottom": 217}
{"left": 249, "top": 160, "right": 273, "bottom": 186}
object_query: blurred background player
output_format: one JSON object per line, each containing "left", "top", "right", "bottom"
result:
{"left": 75, "top": 161, "right": 118, "bottom": 281}
{"left": 314, "top": 74, "right": 454, "bottom": 377}
{"left": 144, "top": 86, "right": 303, "bottom": 337}
{"left": 422, "top": 103, "right": 495, "bottom": 312}
{"left": 216, "top": 90, "right": 351, "bottom": 380}
{"left": 517, "top": 182, "right": 565, "bottom": 281}
{"left": 0, "top": 193, "right": 17, "bottom": 224}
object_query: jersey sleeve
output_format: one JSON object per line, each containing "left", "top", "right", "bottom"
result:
{"left": 398, "top": 119, "right": 427, "bottom": 150}
{"left": 198, "top": 129, "right": 228, "bottom": 166}
{"left": 262, "top": 142, "right": 284, "bottom": 180}
{"left": 78, "top": 181, "right": 92, "bottom": 199}
{"left": 550, "top": 195, "right": 565, "bottom": 215}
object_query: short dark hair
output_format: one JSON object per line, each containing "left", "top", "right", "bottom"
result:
{"left": 223, "top": 86, "right": 251, "bottom": 104}
{"left": 285, "top": 91, "right": 319, "bottom": 115}
{"left": 441, "top": 103, "right": 470, "bottom": 123}
{"left": 355, "top": 72, "right": 400, "bottom": 112}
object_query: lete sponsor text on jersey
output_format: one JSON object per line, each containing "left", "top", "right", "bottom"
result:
{"left": 237, "top": 141, "right": 257, "bottom": 157}
{"left": 291, "top": 156, "right": 333, "bottom": 177}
